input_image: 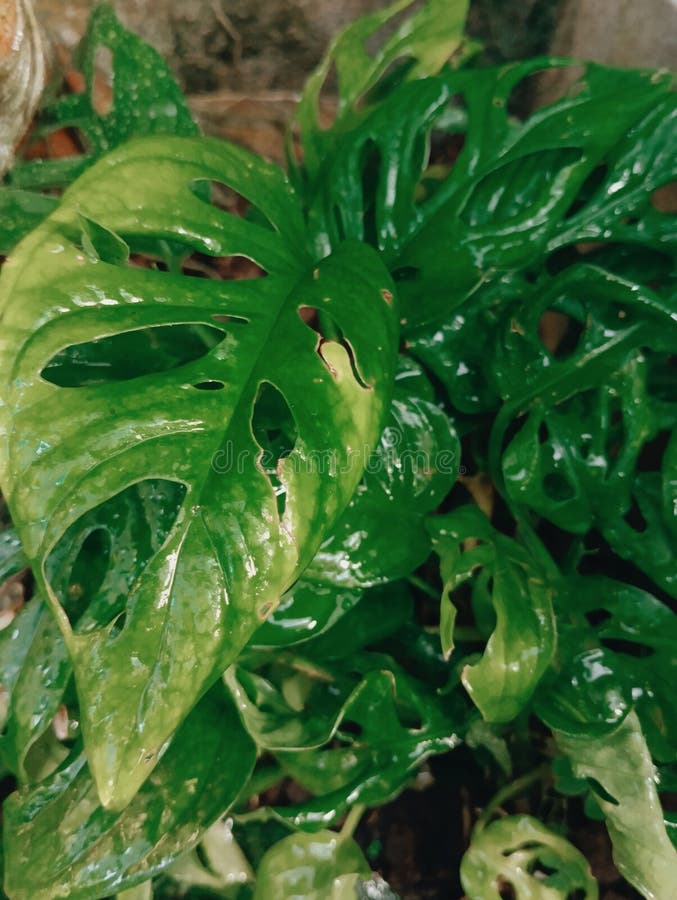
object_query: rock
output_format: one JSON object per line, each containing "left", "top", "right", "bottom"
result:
{"left": 33, "top": 0, "right": 385, "bottom": 93}
{"left": 539, "top": 0, "right": 677, "bottom": 106}
{"left": 0, "top": 0, "right": 45, "bottom": 175}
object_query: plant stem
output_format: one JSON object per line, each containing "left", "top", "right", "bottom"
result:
{"left": 407, "top": 574, "right": 439, "bottom": 600}
{"left": 339, "top": 804, "right": 365, "bottom": 840}
{"left": 475, "top": 764, "right": 550, "bottom": 833}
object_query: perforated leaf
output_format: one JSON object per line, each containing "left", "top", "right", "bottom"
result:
{"left": 461, "top": 815, "right": 598, "bottom": 900}
{"left": 556, "top": 712, "right": 677, "bottom": 899}
{"left": 0, "top": 135, "right": 398, "bottom": 809}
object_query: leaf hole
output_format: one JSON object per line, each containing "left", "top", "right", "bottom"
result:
{"left": 543, "top": 472, "right": 575, "bottom": 502}
{"left": 108, "top": 610, "right": 127, "bottom": 637}
{"left": 252, "top": 382, "right": 298, "bottom": 518}
{"left": 188, "top": 179, "right": 275, "bottom": 229}
{"left": 313, "top": 60, "right": 340, "bottom": 132}
{"left": 526, "top": 857, "right": 558, "bottom": 877}
{"left": 193, "top": 380, "right": 225, "bottom": 391}
{"left": 651, "top": 181, "right": 677, "bottom": 213}
{"left": 41, "top": 323, "right": 228, "bottom": 387}
{"left": 91, "top": 46, "right": 114, "bottom": 116}
{"left": 181, "top": 250, "right": 267, "bottom": 281}
{"left": 392, "top": 266, "right": 420, "bottom": 283}
{"left": 46, "top": 480, "right": 186, "bottom": 633}
{"left": 622, "top": 495, "right": 648, "bottom": 533}
{"left": 600, "top": 637, "right": 655, "bottom": 659}
{"left": 22, "top": 126, "right": 90, "bottom": 162}
{"left": 361, "top": 56, "right": 417, "bottom": 110}
{"left": 502, "top": 840, "right": 542, "bottom": 857}
{"left": 297, "top": 307, "right": 369, "bottom": 388}
{"left": 584, "top": 608, "right": 612, "bottom": 627}
{"left": 538, "top": 310, "right": 584, "bottom": 359}
{"left": 585, "top": 777, "right": 619, "bottom": 806}
{"left": 360, "top": 139, "right": 382, "bottom": 245}
{"left": 339, "top": 719, "right": 364, "bottom": 739}
{"left": 511, "top": 64, "right": 587, "bottom": 116}
{"left": 62, "top": 528, "right": 112, "bottom": 627}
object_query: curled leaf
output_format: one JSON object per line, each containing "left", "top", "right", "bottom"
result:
{"left": 428, "top": 506, "right": 556, "bottom": 722}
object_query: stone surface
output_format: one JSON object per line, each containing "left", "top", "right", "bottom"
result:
{"left": 33, "top": 0, "right": 386, "bottom": 93}
{"left": 551, "top": 0, "right": 677, "bottom": 69}
{"left": 538, "top": 0, "right": 677, "bottom": 106}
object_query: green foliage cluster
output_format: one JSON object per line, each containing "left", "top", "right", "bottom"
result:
{"left": 0, "top": 2, "right": 675, "bottom": 897}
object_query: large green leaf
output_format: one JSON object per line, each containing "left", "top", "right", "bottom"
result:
{"left": 0, "top": 135, "right": 398, "bottom": 809}
{"left": 602, "top": 470, "right": 677, "bottom": 598}
{"left": 461, "top": 815, "right": 598, "bottom": 899}
{"left": 428, "top": 506, "right": 556, "bottom": 722}
{"left": 556, "top": 712, "right": 677, "bottom": 899}
{"left": 3, "top": 686, "right": 255, "bottom": 900}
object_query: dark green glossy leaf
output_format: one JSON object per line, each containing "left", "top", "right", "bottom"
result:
{"left": 3, "top": 686, "right": 255, "bottom": 900}
{"left": 8, "top": 4, "right": 198, "bottom": 192}
{"left": 0, "top": 136, "right": 398, "bottom": 809}
{"left": 538, "top": 575, "right": 677, "bottom": 760}
{"left": 252, "top": 580, "right": 413, "bottom": 655}
{"left": 460, "top": 815, "right": 598, "bottom": 899}
{"left": 292, "top": 581, "right": 414, "bottom": 660}
{"left": 303, "top": 368, "right": 459, "bottom": 588}
{"left": 603, "top": 471, "right": 677, "bottom": 598}
{"left": 427, "top": 506, "right": 555, "bottom": 722}
{"left": 535, "top": 646, "right": 633, "bottom": 739}
{"left": 252, "top": 830, "right": 370, "bottom": 900}
{"left": 271, "top": 652, "right": 464, "bottom": 828}
{"left": 484, "top": 266, "right": 676, "bottom": 535}
{"left": 301, "top": 56, "right": 675, "bottom": 330}
{"left": 291, "top": 0, "right": 469, "bottom": 189}
{"left": 251, "top": 579, "right": 365, "bottom": 649}
{"left": 556, "top": 711, "right": 677, "bottom": 899}
{"left": 406, "top": 282, "right": 505, "bottom": 414}
{"left": 397, "top": 63, "right": 676, "bottom": 329}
